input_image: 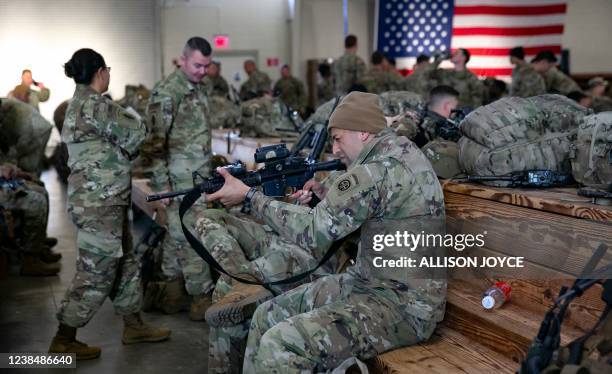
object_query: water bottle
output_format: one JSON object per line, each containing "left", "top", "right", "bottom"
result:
{"left": 482, "top": 281, "right": 511, "bottom": 310}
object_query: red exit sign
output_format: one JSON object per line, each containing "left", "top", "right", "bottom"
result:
{"left": 213, "top": 34, "right": 229, "bottom": 49}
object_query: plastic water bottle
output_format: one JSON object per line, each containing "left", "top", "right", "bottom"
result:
{"left": 482, "top": 281, "right": 512, "bottom": 309}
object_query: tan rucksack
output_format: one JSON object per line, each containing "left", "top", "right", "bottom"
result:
{"left": 570, "top": 112, "right": 612, "bottom": 191}
{"left": 458, "top": 95, "right": 589, "bottom": 186}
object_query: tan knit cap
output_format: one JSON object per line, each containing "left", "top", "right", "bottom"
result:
{"left": 328, "top": 92, "right": 386, "bottom": 134}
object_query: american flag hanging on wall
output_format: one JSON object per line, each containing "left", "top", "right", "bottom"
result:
{"left": 376, "top": 0, "right": 567, "bottom": 80}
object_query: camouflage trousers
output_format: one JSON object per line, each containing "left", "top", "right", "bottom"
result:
{"left": 0, "top": 180, "right": 49, "bottom": 253}
{"left": 241, "top": 273, "right": 438, "bottom": 373}
{"left": 160, "top": 198, "right": 214, "bottom": 296}
{"left": 194, "top": 209, "right": 330, "bottom": 373}
{"left": 57, "top": 205, "right": 141, "bottom": 328}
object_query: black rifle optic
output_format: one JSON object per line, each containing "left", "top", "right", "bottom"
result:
{"left": 466, "top": 170, "right": 574, "bottom": 188}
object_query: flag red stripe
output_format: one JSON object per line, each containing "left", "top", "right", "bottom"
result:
{"left": 469, "top": 68, "right": 514, "bottom": 76}
{"left": 453, "top": 46, "right": 562, "bottom": 56}
{"left": 454, "top": 4, "right": 567, "bottom": 16}
{"left": 453, "top": 25, "right": 564, "bottom": 36}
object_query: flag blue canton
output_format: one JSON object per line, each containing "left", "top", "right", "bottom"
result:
{"left": 377, "top": 0, "right": 454, "bottom": 58}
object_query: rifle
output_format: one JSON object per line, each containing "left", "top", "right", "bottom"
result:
{"left": 520, "top": 243, "right": 612, "bottom": 373}
{"left": 290, "top": 97, "right": 341, "bottom": 159}
{"left": 147, "top": 145, "right": 345, "bottom": 202}
{"left": 466, "top": 170, "right": 574, "bottom": 188}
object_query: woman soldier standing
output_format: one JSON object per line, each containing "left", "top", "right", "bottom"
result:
{"left": 49, "top": 48, "right": 170, "bottom": 360}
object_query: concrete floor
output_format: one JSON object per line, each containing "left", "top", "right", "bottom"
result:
{"left": 0, "top": 169, "right": 209, "bottom": 373}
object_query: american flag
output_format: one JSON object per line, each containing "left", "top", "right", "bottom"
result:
{"left": 376, "top": 0, "right": 567, "bottom": 80}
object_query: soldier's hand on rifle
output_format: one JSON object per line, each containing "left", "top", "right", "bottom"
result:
{"left": 207, "top": 167, "right": 250, "bottom": 207}
{"left": 289, "top": 179, "right": 327, "bottom": 205}
{"left": 149, "top": 181, "right": 172, "bottom": 206}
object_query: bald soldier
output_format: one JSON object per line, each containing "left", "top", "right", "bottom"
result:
{"left": 273, "top": 64, "right": 306, "bottom": 113}
{"left": 195, "top": 92, "right": 447, "bottom": 373}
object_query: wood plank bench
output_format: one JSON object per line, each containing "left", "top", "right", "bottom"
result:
{"left": 370, "top": 181, "right": 611, "bottom": 373}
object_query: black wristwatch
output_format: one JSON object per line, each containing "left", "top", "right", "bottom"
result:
{"left": 244, "top": 187, "right": 258, "bottom": 203}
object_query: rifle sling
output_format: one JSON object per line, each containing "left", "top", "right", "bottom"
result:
{"left": 179, "top": 188, "right": 342, "bottom": 289}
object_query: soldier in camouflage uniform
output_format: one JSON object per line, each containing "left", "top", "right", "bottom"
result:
{"left": 196, "top": 92, "right": 447, "bottom": 373}
{"left": 509, "top": 47, "right": 546, "bottom": 98}
{"left": 117, "top": 84, "right": 150, "bottom": 117}
{"left": 359, "top": 51, "right": 407, "bottom": 94}
{"left": 8, "top": 69, "right": 50, "bottom": 112}
{"left": 273, "top": 64, "right": 306, "bottom": 113}
{"left": 433, "top": 48, "right": 484, "bottom": 108}
{"left": 143, "top": 37, "right": 216, "bottom": 319}
{"left": 333, "top": 34, "right": 367, "bottom": 96}
{"left": 405, "top": 54, "right": 434, "bottom": 97}
{"left": 531, "top": 50, "right": 580, "bottom": 94}
{"left": 317, "top": 63, "right": 335, "bottom": 106}
{"left": 202, "top": 61, "right": 230, "bottom": 98}
{"left": 49, "top": 48, "right": 170, "bottom": 360}
{"left": 239, "top": 60, "right": 272, "bottom": 101}
{"left": 587, "top": 77, "right": 612, "bottom": 113}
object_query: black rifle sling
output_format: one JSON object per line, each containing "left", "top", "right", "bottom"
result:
{"left": 179, "top": 188, "right": 342, "bottom": 287}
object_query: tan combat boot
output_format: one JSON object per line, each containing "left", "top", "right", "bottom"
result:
{"left": 205, "top": 276, "right": 273, "bottom": 327}
{"left": 49, "top": 324, "right": 101, "bottom": 360}
{"left": 158, "top": 278, "right": 191, "bottom": 314}
{"left": 122, "top": 313, "right": 171, "bottom": 345}
{"left": 189, "top": 293, "right": 213, "bottom": 321}
{"left": 20, "top": 254, "right": 60, "bottom": 276}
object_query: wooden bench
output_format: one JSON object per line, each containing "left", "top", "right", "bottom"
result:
{"left": 369, "top": 181, "right": 611, "bottom": 373}
{"left": 212, "top": 129, "right": 288, "bottom": 169}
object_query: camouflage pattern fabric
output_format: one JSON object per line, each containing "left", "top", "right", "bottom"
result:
{"left": 359, "top": 68, "right": 407, "bottom": 94}
{"left": 239, "top": 96, "right": 296, "bottom": 138}
{"left": 62, "top": 85, "right": 144, "bottom": 211}
{"left": 592, "top": 96, "right": 612, "bottom": 113}
{"left": 405, "top": 68, "right": 434, "bottom": 98}
{"left": 332, "top": 53, "right": 367, "bottom": 95}
{"left": 435, "top": 68, "right": 484, "bottom": 108}
{"left": 9, "top": 84, "right": 50, "bottom": 112}
{"left": 240, "top": 70, "right": 272, "bottom": 101}
{"left": 422, "top": 139, "right": 462, "bottom": 179}
{"left": 317, "top": 78, "right": 335, "bottom": 106}
{"left": 570, "top": 112, "right": 612, "bottom": 191}
{"left": 510, "top": 63, "right": 547, "bottom": 98}
{"left": 458, "top": 95, "right": 590, "bottom": 185}
{"left": 0, "top": 173, "right": 48, "bottom": 254}
{"left": 117, "top": 84, "right": 150, "bottom": 117}
{"left": 57, "top": 205, "right": 142, "bottom": 328}
{"left": 273, "top": 76, "right": 306, "bottom": 112}
{"left": 144, "top": 69, "right": 214, "bottom": 295}
{"left": 240, "top": 128, "right": 446, "bottom": 373}
{"left": 379, "top": 91, "right": 424, "bottom": 139}
{"left": 203, "top": 75, "right": 230, "bottom": 98}
{"left": 208, "top": 96, "right": 240, "bottom": 130}
{"left": 544, "top": 66, "right": 580, "bottom": 94}
{"left": 0, "top": 98, "right": 53, "bottom": 175}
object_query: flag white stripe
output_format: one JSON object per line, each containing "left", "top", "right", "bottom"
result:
{"left": 453, "top": 14, "right": 565, "bottom": 28}
{"left": 455, "top": 0, "right": 566, "bottom": 6}
{"left": 451, "top": 34, "right": 562, "bottom": 48}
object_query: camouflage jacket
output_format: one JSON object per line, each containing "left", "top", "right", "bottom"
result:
{"left": 510, "top": 63, "right": 546, "bottom": 97}
{"left": 251, "top": 128, "right": 446, "bottom": 320}
{"left": 203, "top": 75, "right": 230, "bottom": 98}
{"left": 359, "top": 68, "right": 407, "bottom": 94}
{"left": 333, "top": 52, "right": 367, "bottom": 95}
{"left": 592, "top": 95, "right": 612, "bottom": 113}
{"left": 145, "top": 69, "right": 211, "bottom": 190}
{"left": 240, "top": 70, "right": 272, "bottom": 100}
{"left": 544, "top": 66, "right": 580, "bottom": 94}
{"left": 273, "top": 76, "right": 306, "bottom": 111}
{"left": 437, "top": 68, "right": 484, "bottom": 108}
{"left": 239, "top": 96, "right": 295, "bottom": 137}
{"left": 317, "top": 78, "right": 335, "bottom": 106}
{"left": 62, "top": 84, "right": 145, "bottom": 207}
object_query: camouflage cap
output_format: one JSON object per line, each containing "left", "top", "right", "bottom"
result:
{"left": 588, "top": 77, "right": 608, "bottom": 88}
{"left": 328, "top": 91, "right": 386, "bottom": 134}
